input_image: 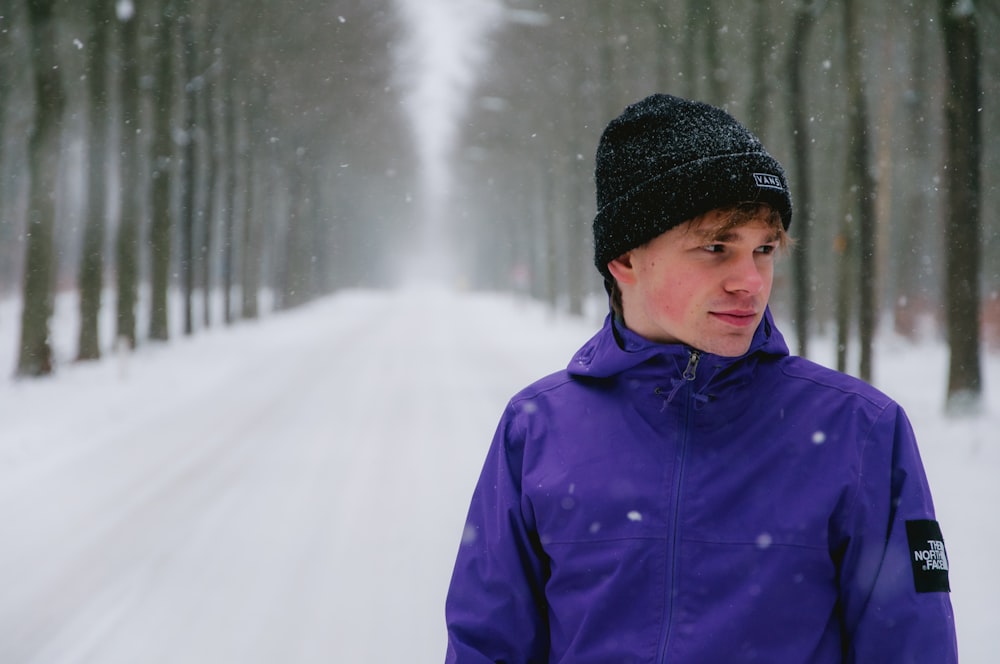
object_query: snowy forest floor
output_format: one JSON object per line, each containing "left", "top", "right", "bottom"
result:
{"left": 0, "top": 288, "right": 996, "bottom": 663}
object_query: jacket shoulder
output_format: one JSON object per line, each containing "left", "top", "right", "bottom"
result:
{"left": 508, "top": 368, "right": 581, "bottom": 405}
{"left": 774, "top": 355, "right": 894, "bottom": 410}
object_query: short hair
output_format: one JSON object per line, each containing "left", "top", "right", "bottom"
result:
{"left": 606, "top": 202, "right": 790, "bottom": 317}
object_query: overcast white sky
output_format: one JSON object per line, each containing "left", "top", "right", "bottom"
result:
{"left": 393, "top": 0, "right": 503, "bottom": 283}
{"left": 394, "top": 0, "right": 502, "bottom": 202}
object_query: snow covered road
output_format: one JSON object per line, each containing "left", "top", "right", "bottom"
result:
{"left": 0, "top": 290, "right": 587, "bottom": 663}
{"left": 0, "top": 288, "right": 996, "bottom": 662}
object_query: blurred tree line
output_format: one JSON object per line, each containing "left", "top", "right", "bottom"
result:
{"left": 453, "top": 0, "right": 996, "bottom": 412}
{"left": 0, "top": 0, "right": 414, "bottom": 372}
{"left": 0, "top": 0, "right": 994, "bottom": 412}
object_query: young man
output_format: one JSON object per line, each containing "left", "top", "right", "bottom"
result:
{"left": 445, "top": 94, "right": 958, "bottom": 663}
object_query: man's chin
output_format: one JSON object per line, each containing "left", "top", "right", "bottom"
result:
{"left": 695, "top": 333, "right": 755, "bottom": 358}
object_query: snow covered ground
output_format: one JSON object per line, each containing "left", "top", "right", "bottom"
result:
{"left": 0, "top": 288, "right": 996, "bottom": 663}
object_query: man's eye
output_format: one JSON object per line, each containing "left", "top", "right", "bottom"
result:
{"left": 756, "top": 245, "right": 777, "bottom": 255}
{"left": 704, "top": 244, "right": 724, "bottom": 253}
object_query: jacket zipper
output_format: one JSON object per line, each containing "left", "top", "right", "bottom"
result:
{"left": 659, "top": 349, "right": 700, "bottom": 663}
{"left": 656, "top": 350, "right": 701, "bottom": 408}
{"left": 681, "top": 350, "right": 701, "bottom": 382}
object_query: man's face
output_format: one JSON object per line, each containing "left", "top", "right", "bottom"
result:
{"left": 608, "top": 209, "right": 781, "bottom": 357}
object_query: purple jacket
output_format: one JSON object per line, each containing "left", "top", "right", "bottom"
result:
{"left": 445, "top": 311, "right": 957, "bottom": 663}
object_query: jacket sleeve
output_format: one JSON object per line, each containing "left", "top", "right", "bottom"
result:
{"left": 445, "top": 403, "right": 549, "bottom": 664}
{"left": 836, "top": 401, "right": 959, "bottom": 663}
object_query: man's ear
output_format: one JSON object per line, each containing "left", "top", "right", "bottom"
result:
{"left": 607, "top": 252, "right": 638, "bottom": 285}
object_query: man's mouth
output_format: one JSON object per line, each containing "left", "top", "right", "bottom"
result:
{"left": 711, "top": 310, "right": 758, "bottom": 327}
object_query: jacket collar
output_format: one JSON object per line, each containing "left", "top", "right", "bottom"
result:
{"left": 566, "top": 307, "right": 790, "bottom": 381}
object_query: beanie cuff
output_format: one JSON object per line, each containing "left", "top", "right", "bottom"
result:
{"left": 593, "top": 150, "right": 791, "bottom": 278}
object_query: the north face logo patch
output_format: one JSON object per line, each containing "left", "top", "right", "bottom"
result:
{"left": 753, "top": 172, "right": 784, "bottom": 190}
{"left": 906, "top": 520, "right": 951, "bottom": 593}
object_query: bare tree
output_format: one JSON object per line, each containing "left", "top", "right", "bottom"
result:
{"left": 0, "top": 6, "right": 12, "bottom": 278}
{"left": 843, "top": 0, "right": 878, "bottom": 382}
{"left": 148, "top": 0, "right": 176, "bottom": 341}
{"left": 200, "top": 17, "right": 221, "bottom": 328}
{"left": 77, "top": 0, "right": 112, "bottom": 361}
{"left": 940, "top": 0, "right": 983, "bottom": 414}
{"left": 16, "top": 0, "right": 65, "bottom": 376}
{"left": 746, "top": 0, "right": 773, "bottom": 137}
{"left": 178, "top": 0, "right": 197, "bottom": 335}
{"left": 240, "top": 79, "right": 265, "bottom": 320}
{"left": 278, "top": 149, "right": 316, "bottom": 310}
{"left": 785, "top": 0, "right": 826, "bottom": 357}
{"left": 115, "top": 0, "right": 142, "bottom": 349}
{"left": 893, "top": 12, "right": 938, "bottom": 340}
{"left": 220, "top": 42, "right": 240, "bottom": 325}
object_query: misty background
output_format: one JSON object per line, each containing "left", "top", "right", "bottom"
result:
{"left": 0, "top": 2, "right": 997, "bottom": 661}
{"left": 0, "top": 0, "right": 997, "bottom": 403}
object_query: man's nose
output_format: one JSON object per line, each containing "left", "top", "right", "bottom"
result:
{"left": 724, "top": 254, "right": 765, "bottom": 294}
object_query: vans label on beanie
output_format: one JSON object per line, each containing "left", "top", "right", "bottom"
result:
{"left": 753, "top": 173, "right": 785, "bottom": 190}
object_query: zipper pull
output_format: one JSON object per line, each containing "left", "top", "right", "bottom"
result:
{"left": 682, "top": 350, "right": 701, "bottom": 381}
{"left": 656, "top": 350, "right": 702, "bottom": 410}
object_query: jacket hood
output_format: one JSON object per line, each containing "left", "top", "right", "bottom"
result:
{"left": 567, "top": 307, "right": 789, "bottom": 380}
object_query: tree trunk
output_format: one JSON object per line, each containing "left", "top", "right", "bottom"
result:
{"left": 221, "top": 66, "right": 238, "bottom": 325}
{"left": 280, "top": 162, "right": 303, "bottom": 310}
{"left": 940, "top": 0, "right": 983, "bottom": 414}
{"left": 746, "top": 0, "right": 771, "bottom": 139}
{"left": 17, "top": 0, "right": 65, "bottom": 376}
{"left": 148, "top": 0, "right": 175, "bottom": 341}
{"left": 543, "top": 168, "right": 558, "bottom": 311}
{"left": 115, "top": 0, "right": 141, "bottom": 349}
{"left": 681, "top": 0, "right": 701, "bottom": 99}
{"left": 201, "top": 19, "right": 220, "bottom": 328}
{"left": 650, "top": 4, "right": 673, "bottom": 92}
{"left": 843, "top": 0, "right": 878, "bottom": 383}
{"left": 241, "top": 87, "right": 261, "bottom": 320}
{"left": 178, "top": 2, "right": 197, "bottom": 335}
{"left": 894, "top": 13, "right": 935, "bottom": 340}
{"left": 834, "top": 203, "right": 855, "bottom": 375}
{"left": 785, "top": 0, "right": 822, "bottom": 357}
{"left": 703, "top": 0, "right": 725, "bottom": 106}
{"left": 77, "top": 0, "right": 112, "bottom": 361}
{"left": 0, "top": 5, "right": 14, "bottom": 288}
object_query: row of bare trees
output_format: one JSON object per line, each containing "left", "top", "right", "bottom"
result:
{"left": 1, "top": 0, "right": 994, "bottom": 413}
{"left": 1, "top": 0, "right": 412, "bottom": 375}
{"left": 452, "top": 0, "right": 994, "bottom": 413}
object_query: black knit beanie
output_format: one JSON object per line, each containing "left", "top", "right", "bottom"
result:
{"left": 593, "top": 94, "right": 792, "bottom": 279}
